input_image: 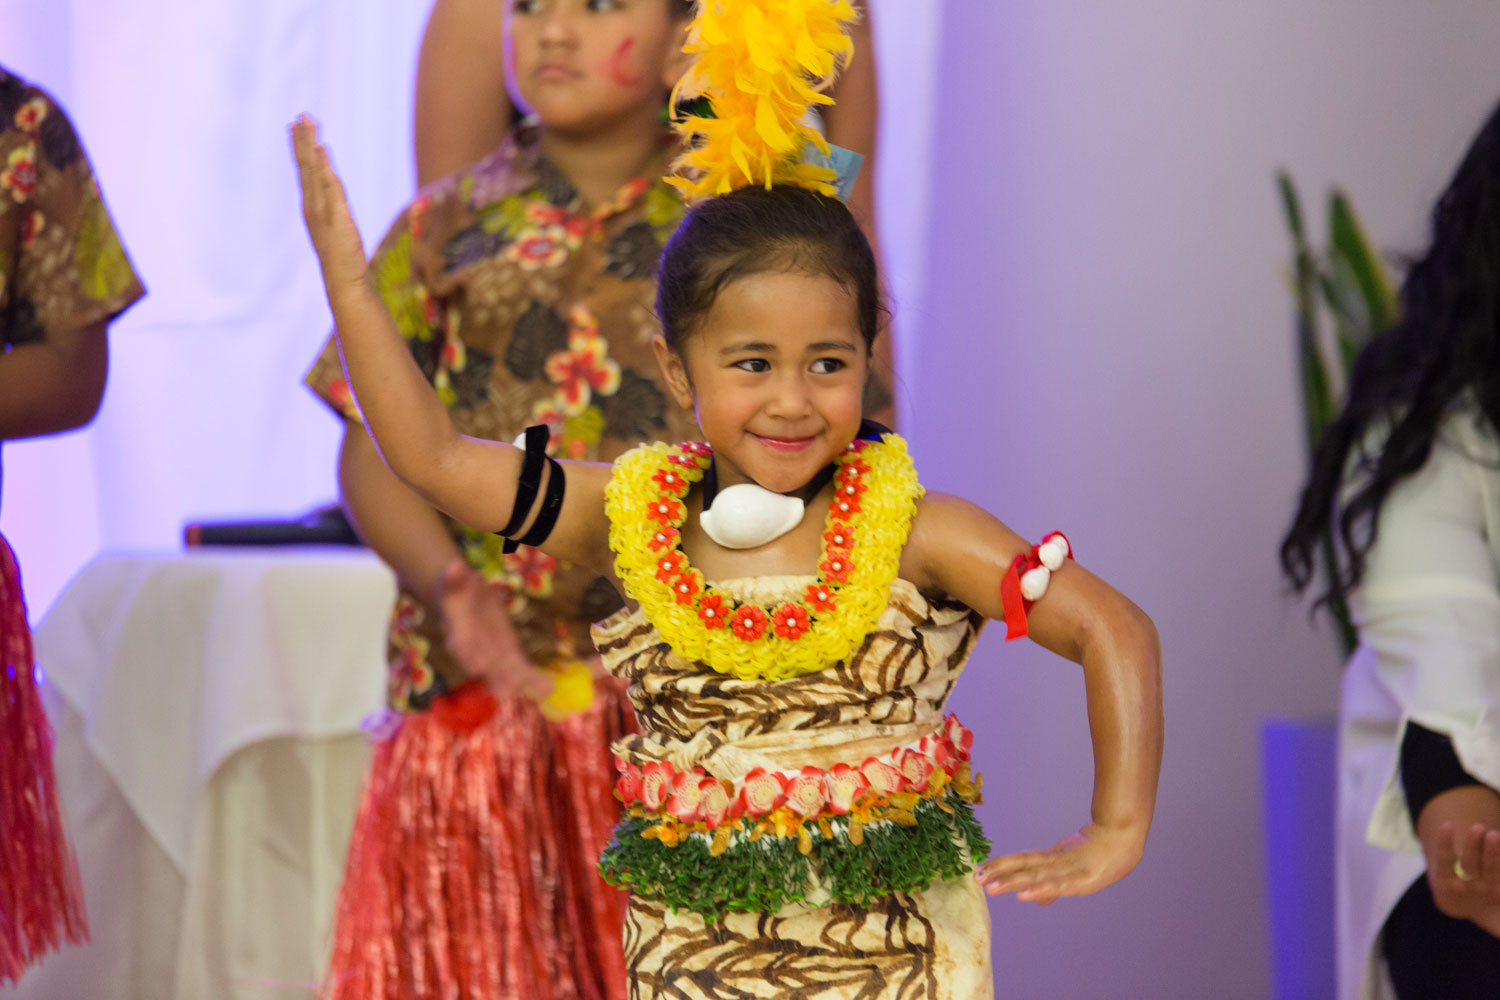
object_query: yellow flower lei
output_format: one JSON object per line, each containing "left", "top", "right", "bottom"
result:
{"left": 605, "top": 435, "right": 921, "bottom": 681}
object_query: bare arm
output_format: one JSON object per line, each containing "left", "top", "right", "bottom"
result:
{"left": 414, "top": 0, "right": 511, "bottom": 187}
{"left": 293, "top": 117, "right": 611, "bottom": 573}
{"left": 340, "top": 423, "right": 553, "bottom": 696}
{"left": 822, "top": 2, "right": 895, "bottom": 426}
{"left": 905, "top": 494, "right": 1164, "bottom": 903}
{"left": 339, "top": 420, "right": 466, "bottom": 599}
{"left": 824, "top": 0, "right": 877, "bottom": 240}
{"left": 0, "top": 318, "right": 109, "bottom": 440}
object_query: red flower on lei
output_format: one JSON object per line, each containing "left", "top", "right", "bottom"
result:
{"left": 697, "top": 593, "right": 731, "bottom": 629}
{"left": 804, "top": 583, "right": 837, "bottom": 614}
{"left": 730, "top": 605, "right": 768, "bottom": 641}
{"left": 670, "top": 569, "right": 703, "bottom": 606}
{"left": 772, "top": 602, "right": 811, "bottom": 640}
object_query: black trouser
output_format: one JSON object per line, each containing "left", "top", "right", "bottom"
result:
{"left": 1383, "top": 874, "right": 1500, "bottom": 998}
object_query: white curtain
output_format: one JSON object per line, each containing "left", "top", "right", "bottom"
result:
{"left": 0, "top": 0, "right": 433, "bottom": 613}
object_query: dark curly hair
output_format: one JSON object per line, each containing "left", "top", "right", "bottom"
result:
{"left": 1281, "top": 98, "right": 1500, "bottom": 614}
{"left": 655, "top": 185, "right": 882, "bottom": 351}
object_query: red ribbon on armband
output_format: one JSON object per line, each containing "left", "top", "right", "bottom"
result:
{"left": 1000, "top": 531, "right": 1072, "bottom": 641}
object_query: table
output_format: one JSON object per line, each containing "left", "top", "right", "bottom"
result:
{"left": 8, "top": 548, "right": 395, "bottom": 1000}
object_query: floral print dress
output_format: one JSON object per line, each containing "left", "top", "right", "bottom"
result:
{"left": 1, "top": 68, "right": 143, "bottom": 409}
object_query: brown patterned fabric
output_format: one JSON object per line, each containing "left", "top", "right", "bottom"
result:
{"left": 0, "top": 67, "right": 143, "bottom": 354}
{"left": 304, "top": 122, "right": 700, "bottom": 711}
{"left": 593, "top": 576, "right": 994, "bottom": 998}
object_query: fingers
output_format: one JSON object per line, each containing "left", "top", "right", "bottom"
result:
{"left": 1457, "top": 822, "right": 1486, "bottom": 884}
{"left": 1435, "top": 820, "right": 1483, "bottom": 887}
{"left": 1428, "top": 820, "right": 1500, "bottom": 925}
{"left": 290, "top": 115, "right": 322, "bottom": 204}
{"left": 974, "top": 848, "right": 1088, "bottom": 903}
{"left": 1484, "top": 827, "right": 1500, "bottom": 884}
{"left": 289, "top": 114, "right": 345, "bottom": 224}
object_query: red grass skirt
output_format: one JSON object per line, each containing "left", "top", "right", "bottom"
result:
{"left": 323, "top": 672, "right": 635, "bottom": 1000}
{"left": 0, "top": 534, "right": 87, "bottom": 984}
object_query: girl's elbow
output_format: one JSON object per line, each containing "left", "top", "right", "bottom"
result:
{"left": 1084, "top": 597, "right": 1160, "bottom": 668}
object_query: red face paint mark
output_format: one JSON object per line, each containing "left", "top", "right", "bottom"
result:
{"left": 607, "top": 37, "right": 643, "bottom": 88}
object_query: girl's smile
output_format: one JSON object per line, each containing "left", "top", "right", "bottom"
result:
{"left": 754, "top": 434, "right": 816, "bottom": 453}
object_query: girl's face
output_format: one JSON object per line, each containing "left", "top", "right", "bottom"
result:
{"left": 654, "top": 270, "right": 869, "bottom": 495}
{"left": 504, "top": 0, "right": 686, "bottom": 135}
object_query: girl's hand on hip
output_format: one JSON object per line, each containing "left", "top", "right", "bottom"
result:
{"left": 974, "top": 821, "right": 1146, "bottom": 905}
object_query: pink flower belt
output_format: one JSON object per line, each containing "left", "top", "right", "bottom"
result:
{"left": 612, "top": 715, "right": 981, "bottom": 849}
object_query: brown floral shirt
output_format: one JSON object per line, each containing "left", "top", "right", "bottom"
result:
{"left": 306, "top": 124, "right": 700, "bottom": 712}
{"left": 0, "top": 67, "right": 143, "bottom": 378}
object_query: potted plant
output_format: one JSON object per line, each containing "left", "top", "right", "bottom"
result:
{"left": 1276, "top": 172, "right": 1400, "bottom": 656}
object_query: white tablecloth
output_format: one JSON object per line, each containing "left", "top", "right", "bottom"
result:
{"left": 8, "top": 548, "right": 395, "bottom": 999}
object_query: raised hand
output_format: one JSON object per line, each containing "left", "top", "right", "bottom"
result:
{"left": 1430, "top": 819, "right": 1500, "bottom": 938}
{"left": 973, "top": 821, "right": 1146, "bottom": 905}
{"left": 290, "top": 115, "right": 369, "bottom": 295}
{"left": 436, "top": 558, "right": 556, "bottom": 703}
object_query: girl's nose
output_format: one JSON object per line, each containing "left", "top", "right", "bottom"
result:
{"left": 765, "top": 374, "right": 814, "bottom": 418}
{"left": 538, "top": 4, "right": 578, "bottom": 44}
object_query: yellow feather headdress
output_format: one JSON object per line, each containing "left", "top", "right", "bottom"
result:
{"left": 666, "top": 0, "right": 860, "bottom": 203}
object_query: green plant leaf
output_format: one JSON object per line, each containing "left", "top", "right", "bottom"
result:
{"left": 1329, "top": 190, "right": 1398, "bottom": 334}
{"left": 1277, "top": 171, "right": 1307, "bottom": 245}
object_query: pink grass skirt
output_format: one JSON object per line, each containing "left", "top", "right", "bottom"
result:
{"left": 0, "top": 533, "right": 87, "bottom": 984}
{"left": 322, "top": 673, "right": 634, "bottom": 1000}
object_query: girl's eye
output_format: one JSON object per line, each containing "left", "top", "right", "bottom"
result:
{"left": 810, "top": 358, "right": 846, "bottom": 374}
{"left": 587, "top": 0, "right": 623, "bottom": 9}
{"left": 513, "top": 0, "right": 541, "bottom": 13}
{"left": 733, "top": 359, "right": 770, "bottom": 374}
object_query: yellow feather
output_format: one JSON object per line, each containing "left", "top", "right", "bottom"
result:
{"left": 668, "top": 0, "right": 860, "bottom": 202}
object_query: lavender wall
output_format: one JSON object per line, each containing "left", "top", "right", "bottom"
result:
{"left": 911, "top": 3, "right": 1500, "bottom": 995}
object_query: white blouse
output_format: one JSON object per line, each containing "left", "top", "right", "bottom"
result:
{"left": 1337, "top": 407, "right": 1500, "bottom": 1000}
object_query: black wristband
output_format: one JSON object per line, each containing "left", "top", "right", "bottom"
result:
{"left": 499, "top": 424, "right": 551, "bottom": 539}
{"left": 510, "top": 456, "right": 566, "bottom": 551}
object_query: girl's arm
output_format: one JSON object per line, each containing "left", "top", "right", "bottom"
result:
{"left": 0, "top": 318, "right": 108, "bottom": 440}
{"left": 414, "top": 0, "right": 511, "bottom": 187}
{"left": 292, "top": 117, "right": 611, "bottom": 573}
{"left": 339, "top": 423, "right": 553, "bottom": 698}
{"left": 821, "top": 1, "right": 896, "bottom": 427}
{"left": 904, "top": 493, "right": 1164, "bottom": 904}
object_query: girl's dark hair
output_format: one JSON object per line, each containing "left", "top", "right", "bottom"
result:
{"left": 1281, "top": 97, "right": 1500, "bottom": 614}
{"left": 655, "top": 185, "right": 881, "bottom": 350}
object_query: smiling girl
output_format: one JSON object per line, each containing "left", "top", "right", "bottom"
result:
{"left": 296, "top": 3, "right": 1162, "bottom": 995}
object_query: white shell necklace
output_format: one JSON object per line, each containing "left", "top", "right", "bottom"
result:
{"left": 696, "top": 421, "right": 888, "bottom": 550}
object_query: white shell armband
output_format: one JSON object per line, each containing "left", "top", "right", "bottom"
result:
{"left": 1000, "top": 531, "right": 1073, "bottom": 640}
